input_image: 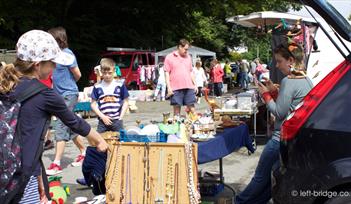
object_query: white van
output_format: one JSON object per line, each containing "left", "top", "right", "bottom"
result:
{"left": 226, "top": 11, "right": 351, "bottom": 85}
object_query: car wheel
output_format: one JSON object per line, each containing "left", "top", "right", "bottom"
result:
{"left": 128, "top": 82, "right": 139, "bottom": 90}
{"left": 324, "top": 190, "right": 351, "bottom": 204}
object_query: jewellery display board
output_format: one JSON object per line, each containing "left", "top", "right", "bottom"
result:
{"left": 105, "top": 142, "right": 199, "bottom": 204}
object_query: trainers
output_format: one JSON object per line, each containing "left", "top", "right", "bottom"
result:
{"left": 71, "top": 154, "right": 85, "bottom": 167}
{"left": 44, "top": 140, "right": 54, "bottom": 150}
{"left": 76, "top": 178, "right": 90, "bottom": 186}
{"left": 46, "top": 163, "right": 62, "bottom": 176}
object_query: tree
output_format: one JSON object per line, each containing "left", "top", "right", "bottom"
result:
{"left": 0, "top": 0, "right": 299, "bottom": 87}
{"left": 348, "top": 14, "right": 351, "bottom": 21}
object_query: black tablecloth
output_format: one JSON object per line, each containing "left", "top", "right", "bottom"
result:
{"left": 198, "top": 124, "right": 255, "bottom": 164}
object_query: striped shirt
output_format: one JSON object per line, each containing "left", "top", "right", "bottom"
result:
{"left": 91, "top": 80, "right": 129, "bottom": 120}
{"left": 19, "top": 176, "right": 40, "bottom": 204}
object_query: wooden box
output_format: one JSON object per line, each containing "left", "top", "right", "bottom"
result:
{"left": 105, "top": 142, "right": 199, "bottom": 204}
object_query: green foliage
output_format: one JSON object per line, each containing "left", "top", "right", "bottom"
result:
{"left": 229, "top": 51, "right": 242, "bottom": 62}
{"left": 0, "top": 0, "right": 299, "bottom": 88}
{"left": 348, "top": 14, "right": 351, "bottom": 21}
{"left": 185, "top": 11, "right": 227, "bottom": 53}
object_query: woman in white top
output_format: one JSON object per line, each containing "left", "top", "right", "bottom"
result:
{"left": 153, "top": 63, "right": 167, "bottom": 101}
{"left": 193, "top": 60, "right": 207, "bottom": 104}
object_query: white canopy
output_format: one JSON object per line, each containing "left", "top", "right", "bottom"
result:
{"left": 226, "top": 11, "right": 316, "bottom": 27}
{"left": 155, "top": 45, "right": 216, "bottom": 65}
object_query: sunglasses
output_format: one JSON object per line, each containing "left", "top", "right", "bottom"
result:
{"left": 285, "top": 42, "right": 299, "bottom": 58}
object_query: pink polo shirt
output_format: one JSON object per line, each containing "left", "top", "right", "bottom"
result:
{"left": 164, "top": 51, "right": 195, "bottom": 91}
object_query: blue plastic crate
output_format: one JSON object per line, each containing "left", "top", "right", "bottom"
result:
{"left": 119, "top": 130, "right": 167, "bottom": 142}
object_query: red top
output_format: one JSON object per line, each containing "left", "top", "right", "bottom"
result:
{"left": 212, "top": 64, "right": 224, "bottom": 83}
{"left": 39, "top": 72, "right": 53, "bottom": 88}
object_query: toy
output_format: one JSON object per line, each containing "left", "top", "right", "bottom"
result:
{"left": 48, "top": 176, "right": 70, "bottom": 204}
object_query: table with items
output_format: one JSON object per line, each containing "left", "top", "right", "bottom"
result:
{"left": 197, "top": 124, "right": 255, "bottom": 197}
{"left": 97, "top": 92, "right": 261, "bottom": 203}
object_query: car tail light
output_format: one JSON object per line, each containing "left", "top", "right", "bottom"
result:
{"left": 281, "top": 60, "right": 351, "bottom": 141}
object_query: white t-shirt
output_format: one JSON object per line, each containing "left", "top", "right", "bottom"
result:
{"left": 193, "top": 67, "right": 207, "bottom": 87}
{"left": 157, "top": 66, "right": 166, "bottom": 84}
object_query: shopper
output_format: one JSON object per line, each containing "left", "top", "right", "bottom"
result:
{"left": 211, "top": 59, "right": 224, "bottom": 97}
{"left": 164, "top": 39, "right": 197, "bottom": 117}
{"left": 46, "top": 27, "right": 87, "bottom": 176}
{"left": 0, "top": 29, "right": 108, "bottom": 204}
{"left": 193, "top": 60, "right": 207, "bottom": 103}
{"left": 235, "top": 42, "right": 313, "bottom": 203}
{"left": 153, "top": 62, "right": 167, "bottom": 101}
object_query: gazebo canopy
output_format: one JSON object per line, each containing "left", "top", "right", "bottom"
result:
{"left": 155, "top": 45, "right": 216, "bottom": 65}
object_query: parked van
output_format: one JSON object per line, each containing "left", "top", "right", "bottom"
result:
{"left": 89, "top": 47, "right": 155, "bottom": 89}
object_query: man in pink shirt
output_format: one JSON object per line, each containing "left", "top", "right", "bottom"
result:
{"left": 164, "top": 39, "right": 197, "bottom": 116}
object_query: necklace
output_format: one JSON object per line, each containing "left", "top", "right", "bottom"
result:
{"left": 120, "top": 155, "right": 125, "bottom": 204}
{"left": 173, "top": 163, "right": 179, "bottom": 204}
{"left": 184, "top": 142, "right": 200, "bottom": 204}
{"left": 136, "top": 148, "right": 142, "bottom": 204}
{"left": 155, "top": 149, "right": 164, "bottom": 204}
{"left": 146, "top": 143, "right": 151, "bottom": 202}
{"left": 125, "top": 154, "right": 132, "bottom": 204}
{"left": 142, "top": 143, "right": 150, "bottom": 204}
{"left": 107, "top": 144, "right": 120, "bottom": 201}
{"left": 166, "top": 154, "right": 174, "bottom": 204}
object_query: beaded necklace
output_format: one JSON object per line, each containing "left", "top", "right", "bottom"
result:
{"left": 107, "top": 144, "right": 120, "bottom": 202}
{"left": 142, "top": 143, "right": 150, "bottom": 204}
{"left": 155, "top": 149, "right": 164, "bottom": 204}
{"left": 125, "top": 154, "right": 132, "bottom": 204}
{"left": 184, "top": 142, "right": 200, "bottom": 204}
{"left": 173, "top": 163, "right": 179, "bottom": 204}
{"left": 146, "top": 143, "right": 151, "bottom": 202}
{"left": 136, "top": 149, "right": 142, "bottom": 204}
{"left": 166, "top": 154, "right": 174, "bottom": 204}
{"left": 120, "top": 155, "right": 125, "bottom": 203}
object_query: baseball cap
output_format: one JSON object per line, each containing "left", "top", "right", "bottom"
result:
{"left": 16, "top": 30, "right": 74, "bottom": 65}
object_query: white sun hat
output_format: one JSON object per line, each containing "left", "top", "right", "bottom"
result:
{"left": 16, "top": 30, "right": 74, "bottom": 65}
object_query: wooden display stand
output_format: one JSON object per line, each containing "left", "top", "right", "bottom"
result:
{"left": 105, "top": 142, "right": 199, "bottom": 204}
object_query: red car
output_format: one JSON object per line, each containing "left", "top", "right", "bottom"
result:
{"left": 89, "top": 47, "right": 155, "bottom": 89}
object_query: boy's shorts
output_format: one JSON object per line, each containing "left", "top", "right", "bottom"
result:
{"left": 97, "top": 119, "right": 123, "bottom": 133}
{"left": 170, "top": 88, "right": 196, "bottom": 106}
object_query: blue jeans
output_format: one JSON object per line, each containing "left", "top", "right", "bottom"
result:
{"left": 235, "top": 139, "right": 280, "bottom": 204}
{"left": 240, "top": 72, "right": 249, "bottom": 89}
{"left": 154, "top": 82, "right": 166, "bottom": 100}
{"left": 214, "top": 82, "right": 222, "bottom": 96}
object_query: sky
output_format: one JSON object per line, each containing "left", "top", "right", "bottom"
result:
{"left": 290, "top": 0, "right": 351, "bottom": 20}
{"left": 328, "top": 0, "right": 351, "bottom": 18}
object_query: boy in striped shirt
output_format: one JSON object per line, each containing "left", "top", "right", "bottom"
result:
{"left": 77, "top": 58, "right": 129, "bottom": 193}
{"left": 91, "top": 58, "right": 129, "bottom": 133}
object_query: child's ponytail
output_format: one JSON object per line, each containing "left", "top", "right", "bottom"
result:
{"left": 0, "top": 62, "right": 23, "bottom": 94}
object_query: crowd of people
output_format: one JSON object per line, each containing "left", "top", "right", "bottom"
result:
{"left": 0, "top": 25, "right": 308, "bottom": 203}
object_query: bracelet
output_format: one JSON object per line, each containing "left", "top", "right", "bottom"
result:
{"left": 262, "top": 92, "right": 273, "bottom": 103}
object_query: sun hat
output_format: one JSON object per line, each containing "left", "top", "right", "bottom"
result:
{"left": 16, "top": 30, "right": 74, "bottom": 65}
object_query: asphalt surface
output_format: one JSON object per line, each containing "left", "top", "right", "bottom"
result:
{"left": 42, "top": 91, "right": 268, "bottom": 203}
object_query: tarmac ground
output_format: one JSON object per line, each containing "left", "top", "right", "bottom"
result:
{"left": 43, "top": 90, "right": 269, "bottom": 203}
